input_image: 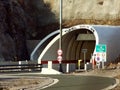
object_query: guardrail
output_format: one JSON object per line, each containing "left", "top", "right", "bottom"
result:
{"left": 0, "top": 61, "right": 42, "bottom": 72}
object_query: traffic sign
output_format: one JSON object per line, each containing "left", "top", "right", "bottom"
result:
{"left": 57, "top": 49, "right": 63, "bottom": 56}
{"left": 57, "top": 56, "right": 62, "bottom": 62}
{"left": 95, "top": 44, "right": 107, "bottom": 62}
{"left": 82, "top": 49, "right": 87, "bottom": 53}
{"left": 95, "top": 52, "right": 107, "bottom": 62}
{"left": 96, "top": 44, "right": 106, "bottom": 52}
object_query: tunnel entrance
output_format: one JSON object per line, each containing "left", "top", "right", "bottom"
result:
{"left": 35, "top": 25, "right": 98, "bottom": 72}
{"left": 62, "top": 28, "right": 96, "bottom": 62}
{"left": 37, "top": 25, "right": 99, "bottom": 67}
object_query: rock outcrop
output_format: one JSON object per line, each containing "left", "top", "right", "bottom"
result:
{"left": 0, "top": 0, "right": 29, "bottom": 61}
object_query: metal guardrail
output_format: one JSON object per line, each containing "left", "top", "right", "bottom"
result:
{"left": 0, "top": 64, "right": 42, "bottom": 72}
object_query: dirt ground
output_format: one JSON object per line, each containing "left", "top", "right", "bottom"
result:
{"left": 0, "top": 77, "right": 53, "bottom": 90}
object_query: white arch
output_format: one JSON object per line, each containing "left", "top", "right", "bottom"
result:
{"left": 30, "top": 30, "right": 59, "bottom": 60}
{"left": 37, "top": 25, "right": 99, "bottom": 64}
{"left": 37, "top": 28, "right": 68, "bottom": 63}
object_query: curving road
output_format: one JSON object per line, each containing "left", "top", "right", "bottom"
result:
{"left": 0, "top": 73, "right": 116, "bottom": 90}
{"left": 42, "top": 75, "right": 116, "bottom": 90}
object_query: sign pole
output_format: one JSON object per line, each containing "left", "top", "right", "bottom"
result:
{"left": 102, "top": 61, "right": 104, "bottom": 69}
{"left": 58, "top": 0, "right": 63, "bottom": 72}
{"left": 59, "top": 0, "right": 62, "bottom": 49}
{"left": 82, "top": 49, "right": 87, "bottom": 71}
{"left": 95, "top": 44, "right": 106, "bottom": 69}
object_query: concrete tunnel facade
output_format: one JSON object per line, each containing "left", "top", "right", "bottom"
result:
{"left": 31, "top": 25, "right": 120, "bottom": 71}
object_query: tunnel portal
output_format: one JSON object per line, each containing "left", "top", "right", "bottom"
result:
{"left": 38, "top": 25, "right": 98, "bottom": 64}
{"left": 30, "top": 25, "right": 120, "bottom": 72}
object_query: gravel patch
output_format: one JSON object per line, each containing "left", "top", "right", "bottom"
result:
{"left": 0, "top": 77, "right": 53, "bottom": 90}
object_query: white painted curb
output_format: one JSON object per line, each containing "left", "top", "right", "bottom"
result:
{"left": 102, "top": 79, "right": 119, "bottom": 90}
{"left": 40, "top": 79, "right": 59, "bottom": 89}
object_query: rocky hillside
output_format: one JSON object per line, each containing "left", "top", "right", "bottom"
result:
{"left": 0, "top": 0, "right": 29, "bottom": 61}
{"left": 46, "top": 0, "right": 120, "bottom": 20}
{"left": 20, "top": 0, "right": 120, "bottom": 39}
{"left": 0, "top": 0, "right": 120, "bottom": 61}
{"left": 44, "top": 0, "right": 120, "bottom": 26}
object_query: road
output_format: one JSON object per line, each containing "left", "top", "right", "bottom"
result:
{"left": 42, "top": 75, "right": 116, "bottom": 90}
{"left": 0, "top": 73, "right": 116, "bottom": 90}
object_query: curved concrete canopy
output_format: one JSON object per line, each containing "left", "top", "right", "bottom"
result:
{"left": 30, "top": 30, "right": 59, "bottom": 60}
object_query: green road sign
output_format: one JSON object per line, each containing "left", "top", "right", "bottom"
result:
{"left": 96, "top": 44, "right": 106, "bottom": 52}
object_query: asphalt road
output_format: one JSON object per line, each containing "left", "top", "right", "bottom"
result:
{"left": 42, "top": 75, "right": 116, "bottom": 90}
{"left": 0, "top": 73, "right": 116, "bottom": 90}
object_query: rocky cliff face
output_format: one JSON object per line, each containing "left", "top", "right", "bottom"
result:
{"left": 21, "top": 0, "right": 120, "bottom": 38}
{"left": 44, "top": 0, "right": 120, "bottom": 25}
{"left": 0, "top": 0, "right": 29, "bottom": 61}
{"left": 0, "top": 0, "right": 120, "bottom": 61}
{"left": 46, "top": 0, "right": 120, "bottom": 20}
{"left": 22, "top": 0, "right": 120, "bottom": 52}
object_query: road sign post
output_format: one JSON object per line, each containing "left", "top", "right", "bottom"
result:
{"left": 57, "top": 49, "right": 63, "bottom": 72}
{"left": 95, "top": 44, "right": 107, "bottom": 69}
{"left": 96, "top": 44, "right": 106, "bottom": 53}
{"left": 57, "top": 49, "right": 63, "bottom": 56}
{"left": 57, "top": 55, "right": 62, "bottom": 63}
{"left": 82, "top": 49, "right": 87, "bottom": 71}
{"left": 58, "top": 0, "right": 63, "bottom": 73}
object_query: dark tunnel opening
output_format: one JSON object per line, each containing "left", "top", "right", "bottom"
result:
{"left": 62, "top": 29, "right": 96, "bottom": 62}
